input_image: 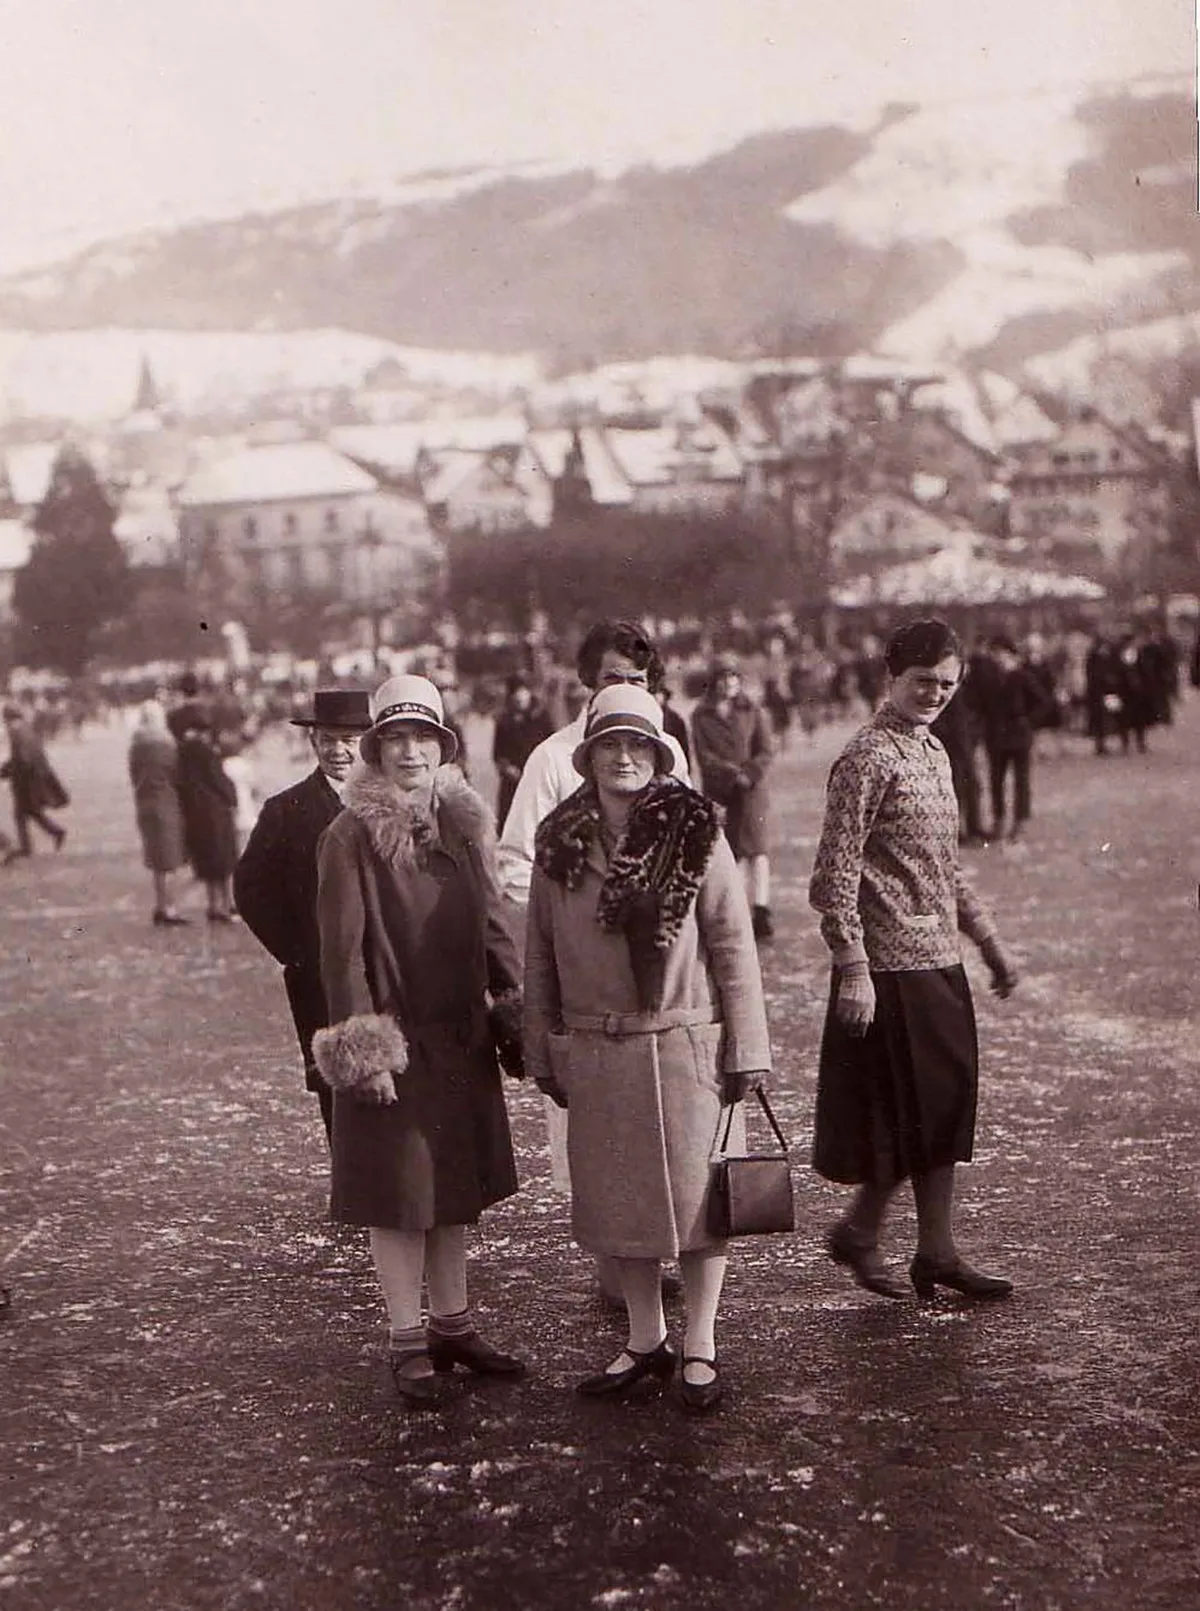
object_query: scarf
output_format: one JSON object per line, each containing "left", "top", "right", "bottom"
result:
{"left": 535, "top": 776, "right": 722, "bottom": 1010}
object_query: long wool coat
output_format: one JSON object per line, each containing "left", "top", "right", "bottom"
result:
{"left": 128, "top": 731, "right": 185, "bottom": 874}
{"left": 524, "top": 805, "right": 772, "bottom": 1259}
{"left": 316, "top": 764, "right": 521, "bottom": 1230}
{"left": 176, "top": 734, "right": 238, "bottom": 881}
{"left": 234, "top": 767, "right": 343, "bottom": 1093}
{"left": 690, "top": 694, "right": 775, "bottom": 859}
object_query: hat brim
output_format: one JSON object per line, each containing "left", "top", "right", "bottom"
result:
{"left": 360, "top": 714, "right": 458, "bottom": 767}
{"left": 289, "top": 715, "right": 372, "bottom": 731}
{"left": 572, "top": 725, "right": 673, "bottom": 778}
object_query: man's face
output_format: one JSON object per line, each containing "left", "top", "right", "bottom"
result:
{"left": 595, "top": 649, "right": 649, "bottom": 691}
{"left": 310, "top": 726, "right": 361, "bottom": 783}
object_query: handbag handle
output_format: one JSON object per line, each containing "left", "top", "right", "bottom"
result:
{"left": 717, "top": 1085, "right": 789, "bottom": 1156}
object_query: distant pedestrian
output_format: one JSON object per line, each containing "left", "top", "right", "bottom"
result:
{"left": 492, "top": 674, "right": 554, "bottom": 831}
{"left": 174, "top": 704, "right": 239, "bottom": 922}
{"left": 691, "top": 651, "right": 776, "bottom": 939}
{"left": 128, "top": 700, "right": 189, "bottom": 926}
{"left": 1, "top": 703, "right": 68, "bottom": 863}
{"left": 218, "top": 730, "right": 262, "bottom": 855}
{"left": 314, "top": 674, "right": 525, "bottom": 1407}
{"left": 975, "top": 636, "right": 1048, "bottom": 841}
{"left": 234, "top": 688, "right": 373, "bottom": 1145}
{"left": 809, "top": 617, "right": 1020, "bottom": 1302}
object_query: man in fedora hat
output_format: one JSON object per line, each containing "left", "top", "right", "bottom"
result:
{"left": 234, "top": 688, "right": 373, "bottom": 1145}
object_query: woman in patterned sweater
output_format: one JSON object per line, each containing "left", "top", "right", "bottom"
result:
{"left": 809, "top": 618, "right": 1020, "bottom": 1302}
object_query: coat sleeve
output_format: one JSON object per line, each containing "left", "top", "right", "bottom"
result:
{"left": 695, "top": 836, "right": 772, "bottom": 1073}
{"left": 234, "top": 799, "right": 302, "bottom": 966}
{"left": 522, "top": 868, "right": 563, "bottom": 1088}
{"left": 477, "top": 836, "right": 523, "bottom": 998}
{"left": 740, "top": 704, "right": 776, "bottom": 787}
{"left": 316, "top": 820, "right": 376, "bottom": 1024}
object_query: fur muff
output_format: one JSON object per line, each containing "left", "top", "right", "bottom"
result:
{"left": 487, "top": 987, "right": 525, "bottom": 1080}
{"left": 312, "top": 1013, "right": 408, "bottom": 1104}
{"left": 342, "top": 762, "right": 496, "bottom": 870}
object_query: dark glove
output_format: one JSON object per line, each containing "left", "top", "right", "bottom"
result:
{"left": 487, "top": 993, "right": 525, "bottom": 1080}
{"left": 979, "top": 936, "right": 1019, "bottom": 999}
{"left": 723, "top": 1069, "right": 766, "bottom": 1105}
{"left": 535, "top": 1076, "right": 568, "bottom": 1110}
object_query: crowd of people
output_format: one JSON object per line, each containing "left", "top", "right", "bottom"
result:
{"left": 1, "top": 606, "right": 1193, "bottom": 1417}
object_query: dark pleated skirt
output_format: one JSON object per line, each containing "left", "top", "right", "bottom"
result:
{"left": 813, "top": 965, "right": 978, "bottom": 1187}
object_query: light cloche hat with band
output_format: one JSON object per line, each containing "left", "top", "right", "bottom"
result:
{"left": 360, "top": 674, "right": 459, "bottom": 766}
{"left": 571, "top": 683, "right": 674, "bottom": 777}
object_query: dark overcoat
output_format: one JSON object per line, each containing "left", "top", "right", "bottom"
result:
{"left": 234, "top": 767, "right": 343, "bottom": 1093}
{"left": 316, "top": 765, "right": 521, "bottom": 1229}
{"left": 176, "top": 734, "right": 238, "bottom": 880}
{"left": 690, "top": 694, "right": 775, "bottom": 858}
{"left": 2, "top": 727, "right": 68, "bottom": 814}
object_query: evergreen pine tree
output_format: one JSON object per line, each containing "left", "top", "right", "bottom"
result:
{"left": 12, "top": 445, "right": 130, "bottom": 676}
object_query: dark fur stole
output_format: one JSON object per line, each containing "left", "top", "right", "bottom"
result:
{"left": 535, "top": 777, "right": 722, "bottom": 1010}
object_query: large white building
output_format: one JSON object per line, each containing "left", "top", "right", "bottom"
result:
{"left": 176, "top": 440, "right": 438, "bottom": 614}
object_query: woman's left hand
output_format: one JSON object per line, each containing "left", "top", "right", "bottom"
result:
{"left": 723, "top": 1069, "right": 766, "bottom": 1104}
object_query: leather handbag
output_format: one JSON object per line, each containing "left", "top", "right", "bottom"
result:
{"left": 708, "top": 1086, "right": 796, "bottom": 1238}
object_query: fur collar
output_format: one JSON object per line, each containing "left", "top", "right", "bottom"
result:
{"left": 342, "top": 762, "right": 495, "bottom": 870}
{"left": 535, "top": 776, "right": 722, "bottom": 1010}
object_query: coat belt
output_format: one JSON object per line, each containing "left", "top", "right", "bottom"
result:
{"left": 560, "top": 1008, "right": 720, "bottom": 1036}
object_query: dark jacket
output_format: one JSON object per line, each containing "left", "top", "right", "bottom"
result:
{"left": 2, "top": 726, "right": 69, "bottom": 814}
{"left": 234, "top": 767, "right": 343, "bottom": 1090}
{"left": 176, "top": 734, "right": 238, "bottom": 880}
{"left": 976, "top": 666, "right": 1050, "bottom": 753}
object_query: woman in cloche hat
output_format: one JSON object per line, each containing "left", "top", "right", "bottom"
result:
{"left": 313, "top": 674, "right": 526, "bottom": 1406}
{"left": 523, "top": 684, "right": 773, "bottom": 1414}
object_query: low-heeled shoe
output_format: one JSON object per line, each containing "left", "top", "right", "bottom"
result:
{"left": 576, "top": 1339, "right": 676, "bottom": 1398}
{"left": 825, "top": 1224, "right": 908, "bottom": 1300}
{"left": 910, "top": 1254, "right": 1013, "bottom": 1301}
{"left": 678, "top": 1355, "right": 722, "bottom": 1414}
{"left": 428, "top": 1330, "right": 526, "bottom": 1377}
{"left": 388, "top": 1353, "right": 443, "bottom": 1406}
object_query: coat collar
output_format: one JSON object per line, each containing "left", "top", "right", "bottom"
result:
{"left": 342, "top": 762, "right": 495, "bottom": 870}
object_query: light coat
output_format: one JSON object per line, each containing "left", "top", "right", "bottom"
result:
{"left": 317, "top": 763, "right": 521, "bottom": 1229}
{"left": 524, "top": 829, "right": 770, "bottom": 1258}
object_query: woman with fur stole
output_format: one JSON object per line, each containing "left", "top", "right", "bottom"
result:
{"left": 314, "top": 674, "right": 525, "bottom": 1407}
{"left": 524, "top": 684, "right": 772, "bottom": 1414}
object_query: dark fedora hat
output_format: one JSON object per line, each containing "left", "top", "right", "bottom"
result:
{"left": 290, "top": 688, "right": 373, "bottom": 730}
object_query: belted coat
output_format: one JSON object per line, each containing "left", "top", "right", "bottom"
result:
{"left": 316, "top": 764, "right": 521, "bottom": 1229}
{"left": 524, "top": 789, "right": 772, "bottom": 1258}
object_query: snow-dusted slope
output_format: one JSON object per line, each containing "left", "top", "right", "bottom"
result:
{"left": 784, "top": 89, "right": 1189, "bottom": 359}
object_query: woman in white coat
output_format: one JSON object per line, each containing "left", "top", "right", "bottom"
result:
{"left": 524, "top": 685, "right": 772, "bottom": 1413}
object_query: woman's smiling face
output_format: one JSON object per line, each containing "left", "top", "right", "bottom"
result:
{"left": 889, "top": 655, "right": 962, "bottom": 726}
{"left": 378, "top": 722, "right": 443, "bottom": 791}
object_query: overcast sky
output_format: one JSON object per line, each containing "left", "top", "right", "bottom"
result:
{"left": 0, "top": 0, "right": 1192, "bottom": 270}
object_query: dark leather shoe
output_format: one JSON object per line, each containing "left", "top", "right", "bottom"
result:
{"left": 910, "top": 1254, "right": 1013, "bottom": 1301}
{"left": 388, "top": 1351, "right": 443, "bottom": 1406}
{"left": 825, "top": 1223, "right": 908, "bottom": 1300}
{"left": 576, "top": 1339, "right": 676, "bottom": 1398}
{"left": 153, "top": 910, "right": 191, "bottom": 926}
{"left": 428, "top": 1329, "right": 526, "bottom": 1377}
{"left": 678, "top": 1355, "right": 722, "bottom": 1414}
